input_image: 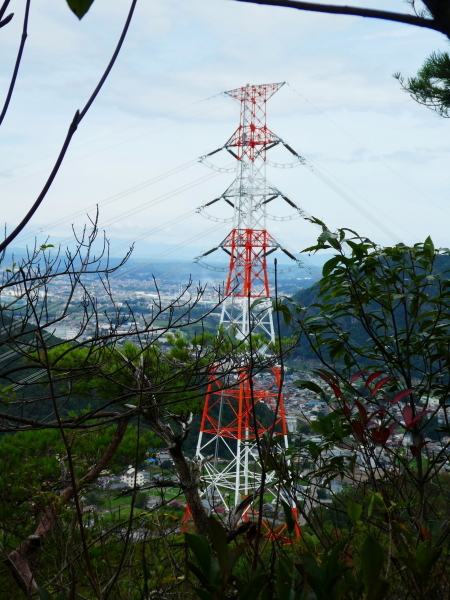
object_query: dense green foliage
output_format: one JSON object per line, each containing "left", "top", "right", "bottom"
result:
{"left": 41, "top": 335, "right": 209, "bottom": 416}
{"left": 4, "top": 226, "right": 450, "bottom": 598}
{"left": 182, "top": 226, "right": 450, "bottom": 600}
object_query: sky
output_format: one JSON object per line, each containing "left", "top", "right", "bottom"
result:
{"left": 1, "top": 0, "right": 449, "bottom": 271}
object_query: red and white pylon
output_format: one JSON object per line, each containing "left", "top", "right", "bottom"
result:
{"left": 192, "top": 83, "right": 304, "bottom": 529}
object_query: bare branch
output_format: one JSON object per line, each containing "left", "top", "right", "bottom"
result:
{"left": 0, "top": 0, "right": 29, "bottom": 126}
{"left": 236, "top": 0, "right": 450, "bottom": 38}
{"left": 0, "top": 0, "right": 138, "bottom": 252}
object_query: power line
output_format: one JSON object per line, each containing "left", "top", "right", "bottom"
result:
{"left": 299, "top": 154, "right": 418, "bottom": 242}
{"left": 99, "top": 172, "right": 220, "bottom": 234}
{"left": 42, "top": 169, "right": 221, "bottom": 250}
{"left": 15, "top": 159, "right": 199, "bottom": 244}
{"left": 286, "top": 82, "right": 450, "bottom": 219}
{"left": 306, "top": 161, "right": 402, "bottom": 243}
{"left": 0, "top": 91, "right": 223, "bottom": 180}
{"left": 111, "top": 222, "right": 226, "bottom": 280}
{"left": 0, "top": 101, "right": 230, "bottom": 191}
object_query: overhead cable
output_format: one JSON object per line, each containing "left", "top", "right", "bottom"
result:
{"left": 15, "top": 159, "right": 199, "bottom": 245}
{"left": 0, "top": 97, "right": 227, "bottom": 187}
{"left": 287, "top": 82, "right": 450, "bottom": 219}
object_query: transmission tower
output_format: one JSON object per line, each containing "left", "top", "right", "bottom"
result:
{"left": 191, "top": 82, "right": 306, "bottom": 528}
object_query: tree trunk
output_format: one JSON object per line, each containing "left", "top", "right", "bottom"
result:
{"left": 141, "top": 408, "right": 210, "bottom": 537}
{"left": 168, "top": 441, "right": 209, "bottom": 537}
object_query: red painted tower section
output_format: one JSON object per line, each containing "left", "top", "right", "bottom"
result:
{"left": 225, "top": 83, "right": 282, "bottom": 162}
{"left": 199, "top": 366, "right": 288, "bottom": 442}
{"left": 223, "top": 229, "right": 275, "bottom": 298}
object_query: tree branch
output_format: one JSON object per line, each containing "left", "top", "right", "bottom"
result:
{"left": 0, "top": 0, "right": 29, "bottom": 126}
{"left": 0, "top": 0, "right": 138, "bottom": 253}
{"left": 236, "top": 0, "right": 450, "bottom": 37}
{"left": 0, "top": 0, "right": 13, "bottom": 29}
{"left": 0, "top": 12, "right": 13, "bottom": 29}
{"left": 6, "top": 416, "right": 130, "bottom": 594}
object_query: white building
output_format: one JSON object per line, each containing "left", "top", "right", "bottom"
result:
{"left": 285, "top": 415, "right": 298, "bottom": 434}
{"left": 120, "top": 467, "right": 150, "bottom": 488}
{"left": 156, "top": 450, "right": 173, "bottom": 465}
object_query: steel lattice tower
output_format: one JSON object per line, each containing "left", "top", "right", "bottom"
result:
{"left": 191, "top": 83, "right": 305, "bottom": 525}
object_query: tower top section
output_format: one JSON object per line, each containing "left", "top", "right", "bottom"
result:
{"left": 196, "top": 79, "right": 306, "bottom": 300}
{"left": 224, "top": 82, "right": 285, "bottom": 103}
{"left": 224, "top": 82, "right": 285, "bottom": 163}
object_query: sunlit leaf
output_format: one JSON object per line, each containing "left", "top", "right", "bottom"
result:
{"left": 347, "top": 499, "right": 362, "bottom": 523}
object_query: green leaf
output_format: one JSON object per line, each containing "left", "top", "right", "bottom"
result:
{"left": 281, "top": 500, "right": 295, "bottom": 535}
{"left": 301, "top": 531, "right": 319, "bottom": 549}
{"left": 301, "top": 244, "right": 323, "bottom": 253}
{"left": 423, "top": 235, "right": 435, "bottom": 260}
{"left": 185, "top": 533, "right": 212, "bottom": 578}
{"left": 322, "top": 256, "right": 340, "bottom": 277}
{"left": 347, "top": 499, "right": 362, "bottom": 523}
{"left": 66, "top": 0, "right": 95, "bottom": 19}
{"left": 366, "top": 492, "right": 383, "bottom": 517}
{"left": 276, "top": 558, "right": 295, "bottom": 600}
{"left": 36, "top": 588, "right": 52, "bottom": 600}
{"left": 296, "top": 555, "right": 324, "bottom": 599}
{"left": 208, "top": 516, "right": 229, "bottom": 576}
{"left": 415, "top": 541, "right": 442, "bottom": 580}
{"left": 274, "top": 303, "right": 292, "bottom": 326}
{"left": 194, "top": 587, "right": 214, "bottom": 600}
{"left": 318, "top": 231, "right": 340, "bottom": 250}
{"left": 187, "top": 561, "right": 210, "bottom": 587}
{"left": 348, "top": 454, "right": 357, "bottom": 475}
{"left": 239, "top": 573, "right": 268, "bottom": 600}
{"left": 361, "top": 536, "right": 389, "bottom": 600}
{"left": 293, "top": 380, "right": 325, "bottom": 396}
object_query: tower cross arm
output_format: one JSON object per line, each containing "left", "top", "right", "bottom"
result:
{"left": 282, "top": 142, "right": 306, "bottom": 163}
{"left": 224, "top": 82, "right": 286, "bottom": 100}
{"left": 193, "top": 247, "right": 219, "bottom": 262}
{"left": 280, "top": 247, "right": 299, "bottom": 262}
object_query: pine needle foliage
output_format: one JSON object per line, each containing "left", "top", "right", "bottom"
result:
{"left": 395, "top": 50, "right": 450, "bottom": 117}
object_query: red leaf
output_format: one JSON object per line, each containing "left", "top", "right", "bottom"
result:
{"left": 350, "top": 370, "right": 367, "bottom": 384}
{"left": 354, "top": 400, "right": 368, "bottom": 425}
{"left": 403, "top": 405, "right": 413, "bottom": 428}
{"left": 392, "top": 389, "right": 414, "bottom": 405}
{"left": 371, "top": 421, "right": 399, "bottom": 445}
{"left": 403, "top": 407, "right": 430, "bottom": 429}
{"left": 388, "top": 422, "right": 399, "bottom": 435}
{"left": 411, "top": 410, "right": 431, "bottom": 426}
{"left": 314, "top": 369, "right": 342, "bottom": 398}
{"left": 410, "top": 441, "right": 428, "bottom": 457}
{"left": 371, "top": 376, "right": 395, "bottom": 396}
{"left": 371, "top": 427, "right": 390, "bottom": 444}
{"left": 364, "top": 371, "right": 385, "bottom": 388}
{"left": 314, "top": 369, "right": 336, "bottom": 382}
{"left": 342, "top": 405, "right": 352, "bottom": 417}
{"left": 330, "top": 385, "right": 342, "bottom": 399}
{"left": 351, "top": 420, "right": 365, "bottom": 442}
{"left": 376, "top": 406, "right": 387, "bottom": 419}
